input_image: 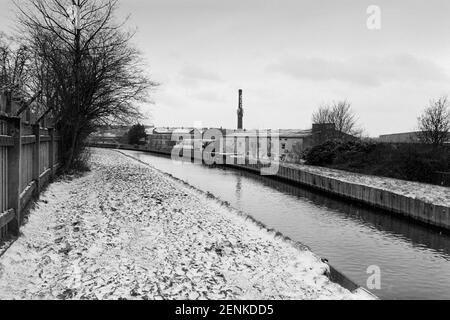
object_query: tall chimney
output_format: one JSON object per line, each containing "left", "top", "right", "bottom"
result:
{"left": 237, "top": 89, "right": 244, "bottom": 130}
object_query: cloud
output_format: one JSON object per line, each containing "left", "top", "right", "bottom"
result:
{"left": 190, "top": 90, "right": 223, "bottom": 102}
{"left": 267, "top": 54, "right": 449, "bottom": 87}
{"left": 179, "top": 65, "right": 222, "bottom": 84}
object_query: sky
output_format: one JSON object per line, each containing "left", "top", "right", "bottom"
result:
{"left": 1, "top": 0, "right": 450, "bottom": 136}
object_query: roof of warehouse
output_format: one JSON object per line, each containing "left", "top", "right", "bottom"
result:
{"left": 225, "top": 129, "right": 312, "bottom": 138}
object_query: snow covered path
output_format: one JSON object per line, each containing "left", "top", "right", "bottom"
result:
{"left": 0, "top": 148, "right": 370, "bottom": 300}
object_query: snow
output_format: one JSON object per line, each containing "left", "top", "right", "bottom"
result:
{"left": 283, "top": 162, "right": 450, "bottom": 207}
{"left": 0, "top": 148, "right": 374, "bottom": 300}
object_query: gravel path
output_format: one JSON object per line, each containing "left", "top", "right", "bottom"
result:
{"left": 0, "top": 148, "right": 370, "bottom": 300}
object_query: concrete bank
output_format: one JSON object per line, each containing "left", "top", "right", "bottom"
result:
{"left": 90, "top": 143, "right": 450, "bottom": 232}
{"left": 229, "top": 161, "right": 450, "bottom": 232}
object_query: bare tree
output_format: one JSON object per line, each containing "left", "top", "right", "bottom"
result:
{"left": 0, "top": 33, "right": 31, "bottom": 101}
{"left": 312, "top": 100, "right": 361, "bottom": 136}
{"left": 417, "top": 96, "right": 450, "bottom": 146}
{"left": 15, "top": 0, "right": 157, "bottom": 171}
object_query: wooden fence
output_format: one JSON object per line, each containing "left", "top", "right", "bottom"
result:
{"left": 0, "top": 115, "right": 62, "bottom": 242}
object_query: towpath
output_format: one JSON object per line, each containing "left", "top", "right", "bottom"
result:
{"left": 0, "top": 148, "right": 370, "bottom": 300}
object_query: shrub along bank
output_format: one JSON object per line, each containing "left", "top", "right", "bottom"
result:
{"left": 304, "top": 140, "right": 450, "bottom": 185}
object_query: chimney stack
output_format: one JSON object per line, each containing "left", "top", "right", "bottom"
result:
{"left": 237, "top": 89, "right": 244, "bottom": 130}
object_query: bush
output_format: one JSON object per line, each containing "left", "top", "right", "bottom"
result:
{"left": 128, "top": 124, "right": 147, "bottom": 145}
{"left": 304, "top": 140, "right": 340, "bottom": 166}
{"left": 66, "top": 148, "right": 91, "bottom": 175}
{"left": 392, "top": 144, "right": 449, "bottom": 183}
{"left": 305, "top": 139, "right": 376, "bottom": 166}
{"left": 304, "top": 139, "right": 450, "bottom": 185}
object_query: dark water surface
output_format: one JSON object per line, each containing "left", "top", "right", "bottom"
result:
{"left": 122, "top": 150, "right": 450, "bottom": 300}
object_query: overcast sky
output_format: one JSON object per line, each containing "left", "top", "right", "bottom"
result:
{"left": 2, "top": 0, "right": 450, "bottom": 136}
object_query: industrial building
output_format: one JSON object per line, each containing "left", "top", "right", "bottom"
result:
{"left": 378, "top": 131, "right": 450, "bottom": 144}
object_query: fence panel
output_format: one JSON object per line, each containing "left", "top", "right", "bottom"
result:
{"left": 40, "top": 140, "right": 50, "bottom": 174}
{"left": 20, "top": 142, "right": 34, "bottom": 193}
{"left": 1, "top": 93, "right": 62, "bottom": 242}
{"left": 0, "top": 117, "right": 61, "bottom": 243}
{"left": 0, "top": 119, "right": 8, "bottom": 239}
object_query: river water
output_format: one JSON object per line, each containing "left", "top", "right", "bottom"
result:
{"left": 121, "top": 150, "right": 450, "bottom": 300}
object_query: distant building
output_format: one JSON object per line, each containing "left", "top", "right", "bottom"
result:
{"left": 222, "top": 129, "right": 310, "bottom": 161}
{"left": 143, "top": 123, "right": 355, "bottom": 161}
{"left": 90, "top": 125, "right": 154, "bottom": 145}
{"left": 222, "top": 124, "right": 349, "bottom": 162}
{"left": 378, "top": 131, "right": 450, "bottom": 144}
{"left": 143, "top": 122, "right": 355, "bottom": 162}
{"left": 378, "top": 132, "right": 421, "bottom": 144}
{"left": 146, "top": 127, "right": 198, "bottom": 153}
{"left": 278, "top": 129, "right": 314, "bottom": 161}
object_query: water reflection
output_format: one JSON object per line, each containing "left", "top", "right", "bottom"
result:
{"left": 235, "top": 175, "right": 242, "bottom": 203}
{"left": 242, "top": 169, "right": 450, "bottom": 256}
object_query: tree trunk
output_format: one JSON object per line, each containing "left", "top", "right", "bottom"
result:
{"left": 63, "top": 123, "right": 79, "bottom": 172}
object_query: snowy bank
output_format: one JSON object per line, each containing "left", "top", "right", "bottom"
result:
{"left": 0, "top": 148, "right": 373, "bottom": 300}
{"left": 283, "top": 163, "right": 450, "bottom": 207}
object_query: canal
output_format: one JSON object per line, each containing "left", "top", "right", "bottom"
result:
{"left": 121, "top": 149, "right": 450, "bottom": 300}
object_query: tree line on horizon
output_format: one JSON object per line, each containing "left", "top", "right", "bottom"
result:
{"left": 306, "top": 97, "right": 450, "bottom": 185}
{"left": 312, "top": 97, "right": 450, "bottom": 145}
